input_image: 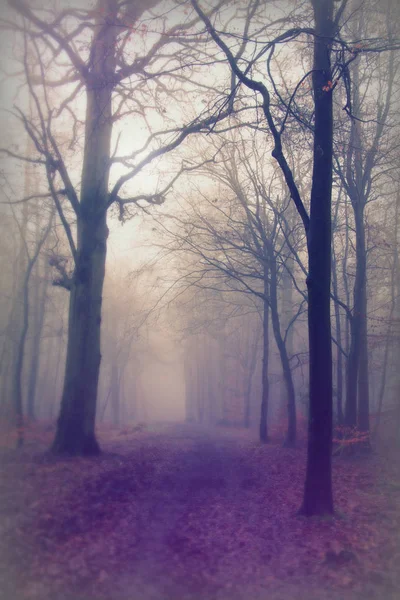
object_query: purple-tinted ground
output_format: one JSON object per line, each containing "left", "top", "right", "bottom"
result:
{"left": 1, "top": 422, "right": 400, "bottom": 600}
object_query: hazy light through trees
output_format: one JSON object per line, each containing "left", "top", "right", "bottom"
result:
{"left": 0, "top": 3, "right": 400, "bottom": 594}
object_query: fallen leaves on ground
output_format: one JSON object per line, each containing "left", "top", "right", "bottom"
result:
{"left": 1, "top": 422, "right": 400, "bottom": 600}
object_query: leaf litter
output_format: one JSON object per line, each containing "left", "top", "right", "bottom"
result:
{"left": 0, "top": 422, "right": 400, "bottom": 600}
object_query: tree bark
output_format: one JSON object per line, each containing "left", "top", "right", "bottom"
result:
{"left": 13, "top": 213, "right": 52, "bottom": 447}
{"left": 300, "top": 0, "right": 334, "bottom": 516}
{"left": 110, "top": 363, "right": 120, "bottom": 427}
{"left": 268, "top": 248, "right": 296, "bottom": 446}
{"left": 51, "top": 215, "right": 108, "bottom": 454}
{"left": 184, "top": 343, "right": 196, "bottom": 422}
{"left": 260, "top": 268, "right": 270, "bottom": 443}
{"left": 340, "top": 3, "right": 393, "bottom": 439}
{"left": 51, "top": 64, "right": 113, "bottom": 454}
{"left": 332, "top": 250, "right": 344, "bottom": 425}
{"left": 375, "top": 193, "right": 399, "bottom": 437}
{"left": 332, "top": 194, "right": 344, "bottom": 425}
{"left": 27, "top": 258, "right": 48, "bottom": 420}
{"left": 13, "top": 264, "right": 31, "bottom": 448}
{"left": 243, "top": 320, "right": 259, "bottom": 429}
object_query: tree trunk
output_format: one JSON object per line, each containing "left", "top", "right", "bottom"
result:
{"left": 51, "top": 78, "right": 113, "bottom": 454}
{"left": 268, "top": 250, "right": 296, "bottom": 446}
{"left": 184, "top": 343, "right": 196, "bottom": 422}
{"left": 217, "top": 329, "right": 227, "bottom": 425}
{"left": 197, "top": 336, "right": 205, "bottom": 423}
{"left": 13, "top": 202, "right": 53, "bottom": 447}
{"left": 243, "top": 322, "right": 259, "bottom": 429}
{"left": 354, "top": 205, "right": 370, "bottom": 436}
{"left": 13, "top": 227, "right": 51, "bottom": 446}
{"left": 357, "top": 301, "right": 370, "bottom": 434}
{"left": 49, "top": 333, "right": 63, "bottom": 420}
{"left": 260, "top": 277, "right": 270, "bottom": 443}
{"left": 51, "top": 211, "right": 108, "bottom": 454}
{"left": 345, "top": 314, "right": 359, "bottom": 426}
{"left": 27, "top": 259, "right": 48, "bottom": 420}
{"left": 332, "top": 266, "right": 344, "bottom": 425}
{"left": 110, "top": 363, "right": 120, "bottom": 427}
{"left": 300, "top": 0, "right": 334, "bottom": 516}
{"left": 375, "top": 193, "right": 399, "bottom": 437}
{"left": 332, "top": 198, "right": 344, "bottom": 425}
{"left": 13, "top": 267, "right": 31, "bottom": 449}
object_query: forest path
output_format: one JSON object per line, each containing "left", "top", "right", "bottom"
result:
{"left": 114, "top": 423, "right": 248, "bottom": 599}
{"left": 1, "top": 422, "right": 400, "bottom": 600}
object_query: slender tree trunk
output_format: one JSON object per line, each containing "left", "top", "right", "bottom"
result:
{"left": 207, "top": 345, "right": 215, "bottom": 425}
{"left": 49, "top": 334, "right": 63, "bottom": 419}
{"left": 260, "top": 272, "right": 270, "bottom": 443}
{"left": 332, "top": 249, "right": 344, "bottom": 425}
{"left": 26, "top": 263, "right": 40, "bottom": 421}
{"left": 354, "top": 205, "right": 370, "bottom": 436}
{"left": 342, "top": 193, "right": 351, "bottom": 363}
{"left": 13, "top": 267, "right": 31, "bottom": 449}
{"left": 2, "top": 200, "right": 29, "bottom": 418}
{"left": 332, "top": 191, "right": 344, "bottom": 425}
{"left": 243, "top": 323, "right": 259, "bottom": 429}
{"left": 357, "top": 294, "right": 370, "bottom": 434}
{"left": 13, "top": 217, "right": 52, "bottom": 447}
{"left": 300, "top": 0, "right": 334, "bottom": 516}
{"left": 341, "top": 3, "right": 393, "bottom": 441}
{"left": 184, "top": 343, "right": 196, "bottom": 422}
{"left": 269, "top": 251, "right": 296, "bottom": 446}
{"left": 197, "top": 336, "right": 205, "bottom": 423}
{"left": 396, "top": 244, "right": 400, "bottom": 447}
{"left": 110, "top": 363, "right": 120, "bottom": 427}
{"left": 217, "top": 329, "right": 227, "bottom": 425}
{"left": 375, "top": 194, "right": 399, "bottom": 437}
{"left": 27, "top": 260, "right": 48, "bottom": 420}
{"left": 374, "top": 324, "right": 392, "bottom": 438}
{"left": 345, "top": 314, "right": 359, "bottom": 426}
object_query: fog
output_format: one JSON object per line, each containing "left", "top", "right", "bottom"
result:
{"left": 0, "top": 0, "right": 400, "bottom": 597}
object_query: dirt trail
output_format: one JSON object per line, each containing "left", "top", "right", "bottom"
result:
{"left": 113, "top": 425, "right": 248, "bottom": 599}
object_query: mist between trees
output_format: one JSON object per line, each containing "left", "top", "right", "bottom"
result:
{"left": 0, "top": 0, "right": 399, "bottom": 518}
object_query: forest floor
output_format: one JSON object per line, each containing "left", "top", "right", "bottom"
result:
{"left": 0, "top": 422, "right": 400, "bottom": 600}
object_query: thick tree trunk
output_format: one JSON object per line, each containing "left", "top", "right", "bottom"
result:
{"left": 300, "top": 0, "right": 334, "bottom": 516}
{"left": 51, "top": 212, "right": 108, "bottom": 454}
{"left": 52, "top": 78, "right": 113, "bottom": 454}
